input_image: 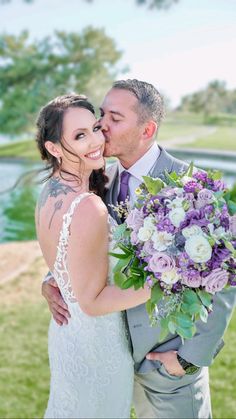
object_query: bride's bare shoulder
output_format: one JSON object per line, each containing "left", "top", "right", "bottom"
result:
{"left": 72, "top": 194, "right": 108, "bottom": 229}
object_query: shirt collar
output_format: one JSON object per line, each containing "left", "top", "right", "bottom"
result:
{"left": 118, "top": 143, "right": 160, "bottom": 181}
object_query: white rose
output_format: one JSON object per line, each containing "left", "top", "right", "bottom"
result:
{"left": 182, "top": 225, "right": 203, "bottom": 239}
{"left": 185, "top": 235, "right": 212, "bottom": 263}
{"left": 138, "top": 226, "right": 153, "bottom": 242}
{"left": 166, "top": 197, "right": 185, "bottom": 209}
{"left": 161, "top": 268, "right": 180, "bottom": 285}
{"left": 214, "top": 226, "right": 227, "bottom": 239}
{"left": 143, "top": 215, "right": 156, "bottom": 231}
{"left": 152, "top": 231, "right": 174, "bottom": 251}
{"left": 169, "top": 207, "right": 186, "bottom": 228}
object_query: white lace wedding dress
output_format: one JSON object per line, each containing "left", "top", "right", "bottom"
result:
{"left": 44, "top": 193, "right": 134, "bottom": 419}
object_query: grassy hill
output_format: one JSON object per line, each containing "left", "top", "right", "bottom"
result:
{"left": 0, "top": 139, "right": 40, "bottom": 161}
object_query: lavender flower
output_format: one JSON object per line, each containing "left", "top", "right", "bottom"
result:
{"left": 193, "top": 171, "right": 208, "bottom": 183}
{"left": 184, "top": 181, "right": 203, "bottom": 193}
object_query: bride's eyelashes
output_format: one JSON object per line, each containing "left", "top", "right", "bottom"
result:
{"left": 74, "top": 125, "right": 102, "bottom": 141}
{"left": 94, "top": 124, "right": 102, "bottom": 132}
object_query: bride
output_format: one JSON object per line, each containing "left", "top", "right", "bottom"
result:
{"left": 35, "top": 93, "right": 150, "bottom": 419}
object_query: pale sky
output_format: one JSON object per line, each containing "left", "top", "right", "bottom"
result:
{"left": 1, "top": 0, "right": 236, "bottom": 106}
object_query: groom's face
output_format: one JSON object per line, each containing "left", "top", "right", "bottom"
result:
{"left": 99, "top": 88, "right": 143, "bottom": 161}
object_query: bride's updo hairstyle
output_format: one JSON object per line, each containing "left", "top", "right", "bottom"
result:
{"left": 36, "top": 93, "right": 108, "bottom": 199}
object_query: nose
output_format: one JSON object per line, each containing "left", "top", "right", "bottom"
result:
{"left": 100, "top": 115, "right": 109, "bottom": 133}
{"left": 92, "top": 129, "right": 105, "bottom": 147}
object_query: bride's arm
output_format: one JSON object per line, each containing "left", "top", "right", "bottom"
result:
{"left": 67, "top": 195, "right": 150, "bottom": 316}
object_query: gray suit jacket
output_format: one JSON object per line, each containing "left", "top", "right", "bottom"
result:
{"left": 105, "top": 146, "right": 236, "bottom": 373}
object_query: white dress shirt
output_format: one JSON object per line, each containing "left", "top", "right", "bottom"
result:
{"left": 117, "top": 143, "right": 160, "bottom": 206}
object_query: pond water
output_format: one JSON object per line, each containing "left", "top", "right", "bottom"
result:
{"left": 0, "top": 160, "right": 42, "bottom": 242}
{"left": 0, "top": 153, "right": 235, "bottom": 243}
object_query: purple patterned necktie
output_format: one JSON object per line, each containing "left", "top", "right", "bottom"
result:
{"left": 117, "top": 171, "right": 131, "bottom": 203}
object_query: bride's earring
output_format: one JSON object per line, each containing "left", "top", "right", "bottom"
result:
{"left": 57, "top": 157, "right": 62, "bottom": 165}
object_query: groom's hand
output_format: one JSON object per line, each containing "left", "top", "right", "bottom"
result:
{"left": 42, "top": 278, "right": 71, "bottom": 326}
{"left": 146, "top": 350, "right": 185, "bottom": 377}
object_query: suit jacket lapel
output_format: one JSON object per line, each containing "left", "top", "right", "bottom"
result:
{"left": 149, "top": 146, "right": 175, "bottom": 179}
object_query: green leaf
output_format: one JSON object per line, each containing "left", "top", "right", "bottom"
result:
{"left": 185, "top": 162, "right": 194, "bottom": 178}
{"left": 199, "top": 305, "right": 209, "bottom": 323}
{"left": 168, "top": 320, "right": 176, "bottom": 334}
{"left": 120, "top": 277, "right": 135, "bottom": 289}
{"left": 211, "top": 170, "right": 222, "bottom": 180}
{"left": 133, "top": 278, "right": 144, "bottom": 290}
{"left": 142, "top": 176, "right": 164, "bottom": 195}
{"left": 188, "top": 303, "right": 202, "bottom": 315}
{"left": 197, "top": 290, "right": 213, "bottom": 308}
{"left": 146, "top": 299, "right": 156, "bottom": 316}
{"left": 228, "top": 200, "right": 236, "bottom": 216}
{"left": 159, "top": 317, "right": 170, "bottom": 341}
{"left": 175, "top": 312, "right": 194, "bottom": 328}
{"left": 224, "top": 241, "right": 235, "bottom": 253}
{"left": 150, "top": 282, "right": 163, "bottom": 304}
{"left": 109, "top": 251, "right": 130, "bottom": 260}
{"left": 113, "top": 223, "right": 127, "bottom": 240}
{"left": 113, "top": 257, "right": 131, "bottom": 274}
{"left": 183, "top": 289, "right": 200, "bottom": 305}
{"left": 164, "top": 171, "right": 179, "bottom": 186}
{"left": 119, "top": 243, "right": 133, "bottom": 255}
{"left": 176, "top": 325, "right": 194, "bottom": 340}
{"left": 114, "top": 271, "right": 127, "bottom": 287}
{"left": 159, "top": 327, "right": 169, "bottom": 342}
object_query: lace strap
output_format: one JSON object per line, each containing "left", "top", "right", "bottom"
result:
{"left": 59, "top": 192, "right": 93, "bottom": 246}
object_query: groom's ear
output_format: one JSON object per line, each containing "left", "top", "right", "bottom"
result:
{"left": 142, "top": 120, "right": 157, "bottom": 141}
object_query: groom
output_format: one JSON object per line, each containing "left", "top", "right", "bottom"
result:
{"left": 42, "top": 79, "right": 236, "bottom": 418}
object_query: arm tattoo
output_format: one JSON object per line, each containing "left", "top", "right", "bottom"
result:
{"left": 37, "top": 177, "right": 76, "bottom": 227}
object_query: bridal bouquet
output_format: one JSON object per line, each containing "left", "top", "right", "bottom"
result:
{"left": 111, "top": 164, "right": 236, "bottom": 341}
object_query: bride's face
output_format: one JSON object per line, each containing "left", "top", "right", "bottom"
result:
{"left": 59, "top": 106, "right": 105, "bottom": 174}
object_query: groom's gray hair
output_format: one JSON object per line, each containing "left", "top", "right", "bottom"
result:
{"left": 112, "top": 79, "right": 165, "bottom": 126}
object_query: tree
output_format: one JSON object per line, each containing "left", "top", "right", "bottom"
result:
{"left": 179, "top": 80, "right": 229, "bottom": 121}
{"left": 0, "top": 0, "right": 179, "bottom": 9}
{"left": 0, "top": 28, "right": 122, "bottom": 134}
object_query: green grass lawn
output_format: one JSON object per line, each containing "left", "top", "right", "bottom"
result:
{"left": 178, "top": 126, "right": 236, "bottom": 151}
{"left": 0, "top": 112, "right": 235, "bottom": 161}
{"left": 0, "top": 256, "right": 235, "bottom": 419}
{"left": 0, "top": 140, "right": 39, "bottom": 160}
{"left": 158, "top": 121, "right": 204, "bottom": 141}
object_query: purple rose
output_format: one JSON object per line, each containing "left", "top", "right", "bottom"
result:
{"left": 195, "top": 188, "right": 214, "bottom": 209}
{"left": 181, "top": 270, "right": 202, "bottom": 288}
{"left": 229, "top": 215, "right": 236, "bottom": 237}
{"left": 130, "top": 231, "right": 139, "bottom": 245}
{"left": 148, "top": 252, "right": 176, "bottom": 273}
{"left": 201, "top": 268, "right": 229, "bottom": 294}
{"left": 143, "top": 239, "right": 155, "bottom": 256}
{"left": 126, "top": 208, "right": 144, "bottom": 230}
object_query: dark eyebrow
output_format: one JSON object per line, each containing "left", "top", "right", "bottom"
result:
{"left": 99, "top": 108, "right": 124, "bottom": 118}
{"left": 72, "top": 121, "right": 99, "bottom": 134}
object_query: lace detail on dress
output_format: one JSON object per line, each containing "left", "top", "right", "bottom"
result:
{"left": 53, "top": 192, "right": 92, "bottom": 303}
{"left": 45, "top": 199, "right": 134, "bottom": 419}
